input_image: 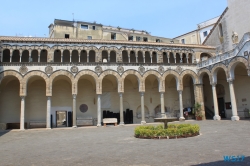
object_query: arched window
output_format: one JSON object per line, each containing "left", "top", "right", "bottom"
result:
{"left": 219, "top": 23, "right": 223, "bottom": 37}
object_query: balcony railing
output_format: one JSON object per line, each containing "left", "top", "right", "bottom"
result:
{"left": 0, "top": 62, "right": 197, "bottom": 67}
{"left": 197, "top": 32, "right": 250, "bottom": 68}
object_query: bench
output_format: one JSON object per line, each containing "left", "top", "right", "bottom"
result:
{"left": 29, "top": 121, "right": 46, "bottom": 128}
{"left": 77, "top": 117, "right": 94, "bottom": 126}
{"left": 103, "top": 118, "right": 117, "bottom": 127}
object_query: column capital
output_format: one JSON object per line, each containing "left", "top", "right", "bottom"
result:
{"left": 227, "top": 77, "right": 234, "bottom": 83}
{"left": 20, "top": 96, "right": 26, "bottom": 99}
{"left": 72, "top": 94, "right": 77, "bottom": 99}
{"left": 211, "top": 82, "right": 217, "bottom": 87}
{"left": 140, "top": 92, "right": 145, "bottom": 96}
{"left": 177, "top": 90, "right": 183, "bottom": 93}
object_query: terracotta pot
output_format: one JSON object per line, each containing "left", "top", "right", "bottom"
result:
{"left": 196, "top": 116, "right": 202, "bottom": 120}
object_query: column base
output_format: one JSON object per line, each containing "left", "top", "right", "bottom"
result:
{"left": 213, "top": 115, "right": 221, "bottom": 120}
{"left": 161, "top": 113, "right": 166, "bottom": 118}
{"left": 179, "top": 117, "right": 185, "bottom": 122}
{"left": 46, "top": 128, "right": 52, "bottom": 129}
{"left": 97, "top": 124, "right": 102, "bottom": 127}
{"left": 119, "top": 122, "right": 124, "bottom": 126}
{"left": 72, "top": 126, "right": 77, "bottom": 128}
{"left": 20, "top": 129, "right": 25, "bottom": 131}
{"left": 231, "top": 116, "right": 240, "bottom": 121}
{"left": 141, "top": 121, "right": 146, "bottom": 124}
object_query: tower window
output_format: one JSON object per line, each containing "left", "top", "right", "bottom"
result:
{"left": 92, "top": 26, "right": 96, "bottom": 30}
{"left": 128, "top": 36, "right": 133, "bottom": 41}
{"left": 203, "top": 31, "right": 208, "bottom": 37}
{"left": 81, "top": 24, "right": 88, "bottom": 29}
{"left": 181, "top": 39, "right": 185, "bottom": 44}
{"left": 111, "top": 33, "right": 116, "bottom": 40}
{"left": 65, "top": 34, "right": 69, "bottom": 38}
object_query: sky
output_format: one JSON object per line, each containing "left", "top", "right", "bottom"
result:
{"left": 0, "top": 0, "right": 227, "bottom": 38}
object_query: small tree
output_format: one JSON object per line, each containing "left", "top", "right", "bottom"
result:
{"left": 193, "top": 102, "right": 203, "bottom": 119}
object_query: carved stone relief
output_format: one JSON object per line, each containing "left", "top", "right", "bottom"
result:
{"left": 71, "top": 66, "right": 78, "bottom": 73}
{"left": 19, "top": 66, "right": 28, "bottom": 75}
{"left": 95, "top": 66, "right": 102, "bottom": 74}
{"left": 117, "top": 65, "right": 124, "bottom": 74}
{"left": 45, "top": 66, "right": 53, "bottom": 75}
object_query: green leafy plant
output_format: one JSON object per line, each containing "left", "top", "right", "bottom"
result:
{"left": 193, "top": 102, "right": 203, "bottom": 118}
{"left": 134, "top": 124, "right": 200, "bottom": 139}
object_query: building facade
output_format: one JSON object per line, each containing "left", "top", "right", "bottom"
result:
{"left": 174, "top": 16, "right": 219, "bottom": 45}
{"left": 1, "top": 0, "right": 250, "bottom": 130}
{"left": 49, "top": 19, "right": 178, "bottom": 43}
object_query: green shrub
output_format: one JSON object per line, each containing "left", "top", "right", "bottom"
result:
{"left": 134, "top": 124, "right": 200, "bottom": 138}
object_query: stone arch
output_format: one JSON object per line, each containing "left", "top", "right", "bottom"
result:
{"left": 142, "top": 70, "right": 162, "bottom": 92}
{"left": 121, "top": 70, "right": 144, "bottom": 92}
{"left": 211, "top": 63, "right": 229, "bottom": 83}
{"left": 49, "top": 70, "right": 74, "bottom": 95}
{"left": 228, "top": 57, "right": 248, "bottom": 79}
{"left": 99, "top": 70, "right": 122, "bottom": 93}
{"left": 74, "top": 70, "right": 99, "bottom": 94}
{"left": 180, "top": 69, "right": 198, "bottom": 84}
{"left": 142, "top": 70, "right": 161, "bottom": 81}
{"left": 198, "top": 68, "right": 212, "bottom": 84}
{"left": 0, "top": 70, "right": 23, "bottom": 96}
{"left": 162, "top": 70, "right": 181, "bottom": 90}
{"left": 23, "top": 71, "right": 49, "bottom": 96}
{"left": 0, "top": 70, "right": 22, "bottom": 85}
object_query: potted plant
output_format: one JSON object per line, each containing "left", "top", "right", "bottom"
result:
{"left": 193, "top": 102, "right": 203, "bottom": 120}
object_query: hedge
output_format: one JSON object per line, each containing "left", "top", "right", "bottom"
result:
{"left": 134, "top": 124, "right": 200, "bottom": 139}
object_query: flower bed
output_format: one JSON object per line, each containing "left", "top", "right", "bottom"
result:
{"left": 134, "top": 124, "right": 200, "bottom": 139}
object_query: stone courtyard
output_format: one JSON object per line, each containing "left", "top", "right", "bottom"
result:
{"left": 0, "top": 120, "right": 250, "bottom": 166}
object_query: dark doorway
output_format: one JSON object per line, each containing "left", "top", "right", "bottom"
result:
{"left": 218, "top": 97, "right": 226, "bottom": 118}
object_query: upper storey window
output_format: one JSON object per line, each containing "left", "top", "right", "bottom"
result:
{"left": 143, "top": 37, "right": 148, "bottom": 42}
{"left": 111, "top": 33, "right": 116, "bottom": 40}
{"left": 219, "top": 23, "right": 223, "bottom": 37}
{"left": 181, "top": 39, "right": 185, "bottom": 44}
{"left": 156, "top": 39, "right": 160, "bottom": 42}
{"left": 136, "top": 36, "right": 141, "bottom": 41}
{"left": 92, "top": 26, "right": 96, "bottom": 30}
{"left": 65, "top": 34, "right": 69, "bottom": 38}
{"left": 81, "top": 24, "right": 88, "bottom": 29}
{"left": 128, "top": 36, "right": 133, "bottom": 41}
{"left": 203, "top": 31, "right": 208, "bottom": 37}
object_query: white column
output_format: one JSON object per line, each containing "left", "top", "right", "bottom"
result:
{"left": 19, "top": 51, "right": 22, "bottom": 62}
{"left": 29, "top": 52, "right": 32, "bottom": 62}
{"left": 174, "top": 53, "right": 176, "bottom": 63}
{"left": 178, "top": 90, "right": 185, "bottom": 121}
{"left": 228, "top": 79, "right": 240, "bottom": 121}
{"left": 0, "top": 50, "right": 3, "bottom": 62}
{"left": 97, "top": 94, "right": 101, "bottom": 126}
{"left": 187, "top": 53, "right": 189, "bottom": 63}
{"left": 142, "top": 52, "right": 145, "bottom": 63}
{"left": 180, "top": 54, "right": 183, "bottom": 63}
{"left": 141, "top": 92, "right": 146, "bottom": 124}
{"left": 38, "top": 50, "right": 41, "bottom": 62}
{"left": 135, "top": 52, "right": 138, "bottom": 63}
{"left": 167, "top": 53, "right": 170, "bottom": 63}
{"left": 150, "top": 53, "right": 152, "bottom": 63}
{"left": 211, "top": 83, "right": 221, "bottom": 120}
{"left": 20, "top": 96, "right": 26, "bottom": 130}
{"left": 70, "top": 52, "right": 72, "bottom": 63}
{"left": 61, "top": 50, "right": 63, "bottom": 62}
{"left": 87, "top": 51, "right": 89, "bottom": 62}
{"left": 128, "top": 55, "right": 130, "bottom": 63}
{"left": 119, "top": 93, "right": 124, "bottom": 125}
{"left": 160, "top": 92, "right": 166, "bottom": 118}
{"left": 10, "top": 51, "right": 12, "bottom": 62}
{"left": 78, "top": 52, "right": 81, "bottom": 62}
{"left": 46, "top": 96, "right": 51, "bottom": 129}
{"left": 72, "top": 94, "right": 77, "bottom": 127}
{"left": 108, "top": 52, "right": 110, "bottom": 62}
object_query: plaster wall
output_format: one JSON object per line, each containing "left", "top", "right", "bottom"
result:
{"left": 205, "top": 0, "right": 250, "bottom": 52}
